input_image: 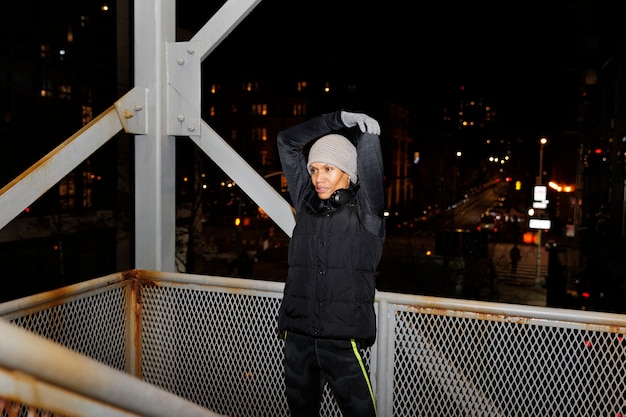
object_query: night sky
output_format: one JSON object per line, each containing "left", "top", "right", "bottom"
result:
{"left": 180, "top": 1, "right": 625, "bottom": 139}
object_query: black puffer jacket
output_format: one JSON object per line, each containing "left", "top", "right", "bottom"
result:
{"left": 277, "top": 111, "right": 386, "bottom": 346}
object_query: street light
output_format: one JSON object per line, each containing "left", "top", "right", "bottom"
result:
{"left": 537, "top": 137, "right": 548, "bottom": 186}
{"left": 536, "top": 137, "right": 548, "bottom": 287}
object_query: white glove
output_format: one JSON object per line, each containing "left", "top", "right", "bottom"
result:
{"left": 341, "top": 111, "right": 381, "bottom": 135}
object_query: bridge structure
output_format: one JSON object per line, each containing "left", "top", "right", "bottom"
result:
{"left": 1, "top": 1, "right": 624, "bottom": 416}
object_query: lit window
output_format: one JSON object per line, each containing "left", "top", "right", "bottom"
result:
{"left": 83, "top": 169, "right": 94, "bottom": 208}
{"left": 82, "top": 105, "right": 93, "bottom": 125}
{"left": 40, "top": 80, "right": 53, "bottom": 98}
{"left": 243, "top": 82, "right": 258, "bottom": 92}
{"left": 58, "top": 84, "right": 72, "bottom": 100}
{"left": 292, "top": 104, "right": 306, "bottom": 116}
{"left": 251, "top": 127, "right": 267, "bottom": 141}
{"left": 40, "top": 44, "right": 49, "bottom": 59}
{"left": 252, "top": 104, "right": 268, "bottom": 116}
{"left": 58, "top": 174, "right": 76, "bottom": 209}
{"left": 260, "top": 150, "right": 269, "bottom": 166}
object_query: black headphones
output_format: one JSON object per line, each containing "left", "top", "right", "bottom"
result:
{"left": 306, "top": 187, "right": 356, "bottom": 214}
{"left": 328, "top": 188, "right": 355, "bottom": 207}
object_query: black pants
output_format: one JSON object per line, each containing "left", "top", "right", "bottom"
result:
{"left": 283, "top": 332, "right": 377, "bottom": 417}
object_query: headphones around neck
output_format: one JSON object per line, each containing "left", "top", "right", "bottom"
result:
{"left": 328, "top": 188, "right": 355, "bottom": 207}
{"left": 306, "top": 187, "right": 356, "bottom": 214}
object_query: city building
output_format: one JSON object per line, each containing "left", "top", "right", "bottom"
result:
{"left": 0, "top": 2, "right": 417, "bottom": 299}
{"left": 1, "top": 1, "right": 625, "bottom": 311}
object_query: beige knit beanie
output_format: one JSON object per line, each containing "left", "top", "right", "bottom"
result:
{"left": 307, "top": 134, "right": 358, "bottom": 184}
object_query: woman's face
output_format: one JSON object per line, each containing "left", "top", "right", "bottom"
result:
{"left": 309, "top": 162, "right": 350, "bottom": 200}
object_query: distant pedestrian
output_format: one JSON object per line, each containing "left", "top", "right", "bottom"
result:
{"left": 262, "top": 225, "right": 276, "bottom": 251}
{"left": 510, "top": 243, "right": 521, "bottom": 275}
{"left": 510, "top": 216, "right": 521, "bottom": 240}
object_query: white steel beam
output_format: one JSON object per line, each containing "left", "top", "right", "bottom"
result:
{"left": 133, "top": 0, "right": 177, "bottom": 271}
{"left": 0, "top": 108, "right": 123, "bottom": 230}
{"left": 192, "top": 0, "right": 262, "bottom": 61}
{"left": 187, "top": 0, "right": 296, "bottom": 235}
{"left": 114, "top": 87, "right": 149, "bottom": 135}
{"left": 166, "top": 41, "right": 202, "bottom": 137}
{"left": 0, "top": 367, "right": 145, "bottom": 417}
{"left": 0, "top": 320, "right": 226, "bottom": 417}
{"left": 1, "top": 0, "right": 293, "bottom": 272}
{"left": 191, "top": 121, "right": 296, "bottom": 237}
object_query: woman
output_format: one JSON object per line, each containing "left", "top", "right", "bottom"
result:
{"left": 277, "top": 110, "right": 385, "bottom": 417}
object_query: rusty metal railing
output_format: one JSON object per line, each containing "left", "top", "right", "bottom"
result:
{"left": 2, "top": 270, "right": 626, "bottom": 417}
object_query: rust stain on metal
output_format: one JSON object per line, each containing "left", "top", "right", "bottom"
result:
{"left": 609, "top": 325, "right": 626, "bottom": 334}
{"left": 0, "top": 371, "right": 45, "bottom": 416}
{"left": 403, "top": 304, "right": 534, "bottom": 325}
{"left": 125, "top": 269, "right": 159, "bottom": 289}
{"left": 591, "top": 324, "right": 626, "bottom": 334}
{"left": 134, "top": 301, "right": 143, "bottom": 378}
{"left": 12, "top": 284, "right": 81, "bottom": 316}
{"left": 1, "top": 398, "right": 22, "bottom": 416}
{"left": 123, "top": 269, "right": 145, "bottom": 378}
{"left": 121, "top": 268, "right": 142, "bottom": 282}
